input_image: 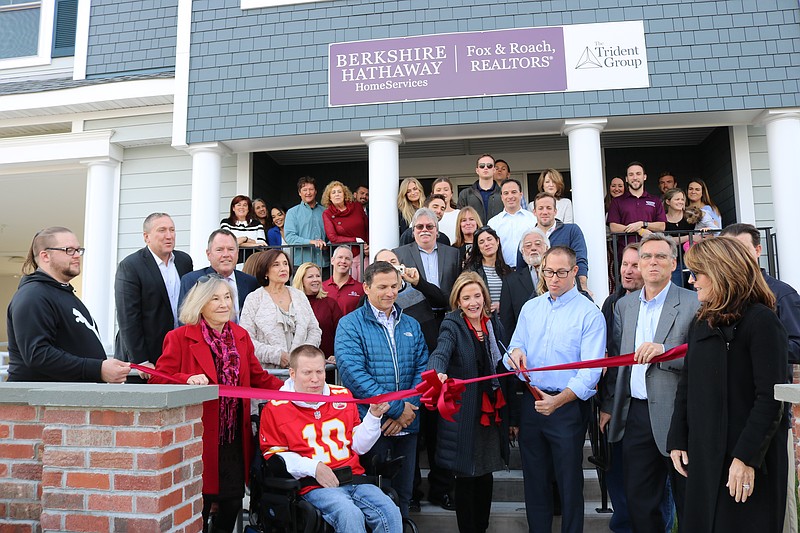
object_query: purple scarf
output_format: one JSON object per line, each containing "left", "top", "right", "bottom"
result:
{"left": 200, "top": 320, "right": 241, "bottom": 444}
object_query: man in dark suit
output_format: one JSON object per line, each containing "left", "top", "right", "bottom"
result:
{"left": 500, "top": 227, "right": 549, "bottom": 345}
{"left": 114, "top": 213, "right": 193, "bottom": 382}
{"left": 178, "top": 229, "right": 259, "bottom": 316}
{"left": 600, "top": 233, "right": 699, "bottom": 532}
{"left": 393, "top": 207, "right": 460, "bottom": 511}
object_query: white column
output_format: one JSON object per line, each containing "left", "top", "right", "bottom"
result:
{"left": 361, "top": 129, "right": 404, "bottom": 252}
{"left": 562, "top": 118, "right": 609, "bottom": 303}
{"left": 82, "top": 158, "right": 121, "bottom": 351}
{"left": 185, "top": 143, "right": 231, "bottom": 267}
{"left": 762, "top": 109, "right": 800, "bottom": 289}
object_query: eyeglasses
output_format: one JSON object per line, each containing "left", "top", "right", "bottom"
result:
{"left": 197, "top": 273, "right": 225, "bottom": 284}
{"left": 478, "top": 163, "right": 494, "bottom": 169}
{"left": 414, "top": 223, "right": 436, "bottom": 231}
{"left": 639, "top": 253, "right": 671, "bottom": 262}
{"left": 45, "top": 247, "right": 85, "bottom": 257}
{"left": 541, "top": 269, "right": 571, "bottom": 278}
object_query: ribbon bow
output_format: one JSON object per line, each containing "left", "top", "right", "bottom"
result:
{"left": 416, "top": 370, "right": 465, "bottom": 422}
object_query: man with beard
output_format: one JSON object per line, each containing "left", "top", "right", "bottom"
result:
{"left": 529, "top": 193, "right": 590, "bottom": 294}
{"left": 8, "top": 227, "right": 131, "bottom": 383}
{"left": 500, "top": 228, "right": 549, "bottom": 344}
{"left": 607, "top": 161, "right": 667, "bottom": 257}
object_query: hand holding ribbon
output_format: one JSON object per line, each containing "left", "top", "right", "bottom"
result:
{"left": 132, "top": 344, "right": 687, "bottom": 422}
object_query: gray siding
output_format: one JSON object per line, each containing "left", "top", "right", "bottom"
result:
{"left": 748, "top": 125, "right": 774, "bottom": 230}
{"left": 185, "top": 0, "right": 800, "bottom": 143}
{"left": 116, "top": 144, "right": 237, "bottom": 262}
{"left": 86, "top": 0, "right": 178, "bottom": 78}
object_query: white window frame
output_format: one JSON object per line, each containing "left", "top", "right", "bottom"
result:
{"left": 241, "top": 0, "right": 328, "bottom": 9}
{"left": 0, "top": 0, "right": 55, "bottom": 70}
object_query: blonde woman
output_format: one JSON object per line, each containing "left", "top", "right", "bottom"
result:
{"left": 292, "top": 262, "right": 341, "bottom": 359}
{"left": 530, "top": 168, "right": 573, "bottom": 224}
{"left": 398, "top": 177, "right": 424, "bottom": 237}
{"left": 453, "top": 206, "right": 482, "bottom": 268}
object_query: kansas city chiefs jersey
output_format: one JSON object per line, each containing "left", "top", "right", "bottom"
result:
{"left": 260, "top": 385, "right": 365, "bottom": 492}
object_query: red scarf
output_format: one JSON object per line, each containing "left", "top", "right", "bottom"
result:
{"left": 200, "top": 320, "right": 241, "bottom": 443}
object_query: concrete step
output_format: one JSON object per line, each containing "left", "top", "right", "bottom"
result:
{"left": 410, "top": 500, "right": 613, "bottom": 533}
{"left": 418, "top": 468, "right": 606, "bottom": 502}
{"left": 420, "top": 439, "right": 600, "bottom": 470}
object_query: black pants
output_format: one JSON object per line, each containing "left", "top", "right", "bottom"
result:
{"left": 623, "top": 399, "right": 685, "bottom": 533}
{"left": 202, "top": 496, "right": 241, "bottom": 533}
{"left": 454, "top": 473, "right": 493, "bottom": 533}
{"left": 519, "top": 393, "right": 588, "bottom": 533}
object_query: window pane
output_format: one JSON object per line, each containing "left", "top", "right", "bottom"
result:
{"left": 0, "top": 6, "right": 40, "bottom": 60}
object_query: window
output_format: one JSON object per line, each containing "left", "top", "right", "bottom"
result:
{"left": 0, "top": 0, "right": 75, "bottom": 68}
{"left": 0, "top": 1, "right": 41, "bottom": 60}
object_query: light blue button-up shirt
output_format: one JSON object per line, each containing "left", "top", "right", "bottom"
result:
{"left": 630, "top": 283, "right": 670, "bottom": 399}
{"left": 284, "top": 201, "right": 329, "bottom": 266}
{"left": 488, "top": 208, "right": 538, "bottom": 266}
{"left": 506, "top": 285, "right": 606, "bottom": 401}
{"left": 417, "top": 245, "right": 440, "bottom": 288}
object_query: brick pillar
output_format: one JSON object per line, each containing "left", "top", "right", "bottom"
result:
{"left": 0, "top": 382, "right": 216, "bottom": 533}
{"left": 0, "top": 392, "right": 45, "bottom": 533}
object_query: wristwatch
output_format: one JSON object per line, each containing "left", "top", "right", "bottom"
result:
{"left": 642, "top": 221, "right": 649, "bottom": 229}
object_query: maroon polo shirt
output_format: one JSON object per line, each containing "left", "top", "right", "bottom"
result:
{"left": 323, "top": 276, "right": 365, "bottom": 316}
{"left": 607, "top": 189, "right": 667, "bottom": 226}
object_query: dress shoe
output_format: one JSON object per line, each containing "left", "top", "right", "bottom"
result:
{"left": 409, "top": 499, "right": 421, "bottom": 513}
{"left": 429, "top": 493, "right": 456, "bottom": 511}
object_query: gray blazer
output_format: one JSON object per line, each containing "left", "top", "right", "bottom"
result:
{"left": 605, "top": 283, "right": 699, "bottom": 455}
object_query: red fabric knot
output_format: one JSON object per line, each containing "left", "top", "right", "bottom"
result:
{"left": 479, "top": 388, "right": 506, "bottom": 426}
{"left": 416, "top": 370, "right": 444, "bottom": 412}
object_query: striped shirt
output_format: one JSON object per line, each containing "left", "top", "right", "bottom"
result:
{"left": 482, "top": 265, "right": 503, "bottom": 306}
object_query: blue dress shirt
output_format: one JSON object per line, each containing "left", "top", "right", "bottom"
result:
{"left": 507, "top": 285, "right": 606, "bottom": 400}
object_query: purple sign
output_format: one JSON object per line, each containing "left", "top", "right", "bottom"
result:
{"left": 329, "top": 27, "right": 567, "bottom": 106}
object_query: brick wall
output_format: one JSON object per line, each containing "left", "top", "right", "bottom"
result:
{"left": 0, "top": 404, "right": 44, "bottom": 533}
{"left": 0, "top": 384, "right": 214, "bottom": 533}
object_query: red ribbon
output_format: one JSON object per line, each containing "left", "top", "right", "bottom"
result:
{"left": 132, "top": 343, "right": 687, "bottom": 422}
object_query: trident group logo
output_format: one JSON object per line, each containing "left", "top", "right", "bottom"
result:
{"left": 575, "top": 42, "right": 644, "bottom": 70}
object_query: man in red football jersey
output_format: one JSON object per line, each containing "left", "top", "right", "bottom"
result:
{"left": 260, "top": 345, "right": 402, "bottom": 532}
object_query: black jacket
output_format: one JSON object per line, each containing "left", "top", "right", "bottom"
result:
{"left": 427, "top": 311, "right": 517, "bottom": 476}
{"left": 456, "top": 180, "right": 504, "bottom": 223}
{"left": 7, "top": 271, "right": 106, "bottom": 382}
{"left": 114, "top": 246, "right": 193, "bottom": 364}
{"left": 667, "top": 304, "right": 788, "bottom": 532}
{"left": 499, "top": 266, "right": 537, "bottom": 345}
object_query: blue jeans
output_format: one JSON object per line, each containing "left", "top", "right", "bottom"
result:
{"left": 360, "top": 433, "right": 417, "bottom": 518}
{"left": 302, "top": 483, "right": 402, "bottom": 533}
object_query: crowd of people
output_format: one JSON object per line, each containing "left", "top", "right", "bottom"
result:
{"left": 6, "top": 155, "right": 800, "bottom": 533}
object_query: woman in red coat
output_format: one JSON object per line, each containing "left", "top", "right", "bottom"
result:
{"left": 151, "top": 274, "right": 282, "bottom": 533}
{"left": 321, "top": 180, "right": 369, "bottom": 280}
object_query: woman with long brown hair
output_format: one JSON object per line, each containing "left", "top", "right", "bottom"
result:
{"left": 668, "top": 236, "right": 788, "bottom": 532}
{"left": 686, "top": 179, "right": 721, "bottom": 228}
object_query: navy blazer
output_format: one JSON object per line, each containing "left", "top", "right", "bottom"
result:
{"left": 114, "top": 246, "right": 193, "bottom": 365}
{"left": 179, "top": 267, "right": 260, "bottom": 313}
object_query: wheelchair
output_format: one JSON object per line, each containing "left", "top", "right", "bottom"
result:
{"left": 247, "top": 452, "right": 418, "bottom": 533}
